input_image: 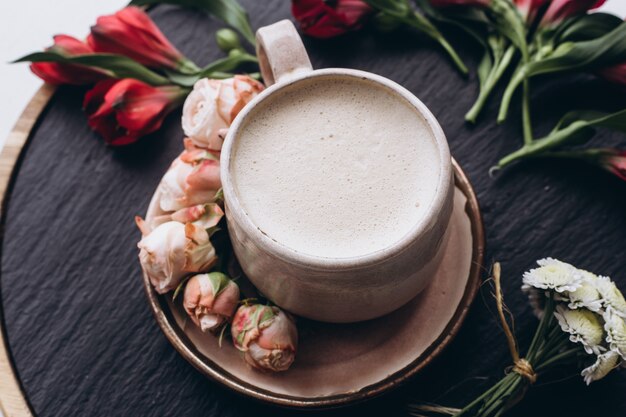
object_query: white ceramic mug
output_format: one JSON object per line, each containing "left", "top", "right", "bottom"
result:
{"left": 221, "top": 20, "right": 453, "bottom": 323}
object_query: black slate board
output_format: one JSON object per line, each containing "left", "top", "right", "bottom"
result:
{"left": 2, "top": 2, "right": 626, "bottom": 417}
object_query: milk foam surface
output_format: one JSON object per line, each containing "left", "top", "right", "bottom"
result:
{"left": 231, "top": 76, "right": 441, "bottom": 258}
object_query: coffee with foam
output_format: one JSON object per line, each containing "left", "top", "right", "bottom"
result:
{"left": 230, "top": 75, "right": 441, "bottom": 259}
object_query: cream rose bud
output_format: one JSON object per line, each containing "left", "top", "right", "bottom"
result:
{"left": 158, "top": 153, "right": 221, "bottom": 213}
{"left": 183, "top": 272, "right": 240, "bottom": 332}
{"left": 182, "top": 75, "right": 264, "bottom": 150}
{"left": 153, "top": 202, "right": 224, "bottom": 229}
{"left": 231, "top": 304, "right": 298, "bottom": 372}
{"left": 136, "top": 217, "right": 217, "bottom": 294}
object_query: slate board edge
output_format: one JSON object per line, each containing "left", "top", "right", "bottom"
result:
{"left": 0, "top": 83, "right": 56, "bottom": 417}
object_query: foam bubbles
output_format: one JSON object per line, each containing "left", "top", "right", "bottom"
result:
{"left": 231, "top": 76, "right": 440, "bottom": 259}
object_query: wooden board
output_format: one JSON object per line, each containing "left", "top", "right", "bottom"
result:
{"left": 1, "top": 3, "right": 626, "bottom": 417}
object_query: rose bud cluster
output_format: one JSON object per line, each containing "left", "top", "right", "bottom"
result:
{"left": 158, "top": 139, "right": 222, "bottom": 212}
{"left": 182, "top": 76, "right": 264, "bottom": 151}
{"left": 183, "top": 272, "right": 240, "bottom": 332}
{"left": 136, "top": 218, "right": 218, "bottom": 294}
{"left": 231, "top": 304, "right": 298, "bottom": 372}
{"left": 153, "top": 202, "right": 224, "bottom": 229}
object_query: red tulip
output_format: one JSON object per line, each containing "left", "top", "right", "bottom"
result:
{"left": 292, "top": 0, "right": 373, "bottom": 39}
{"left": 515, "top": 0, "right": 549, "bottom": 23}
{"left": 30, "top": 35, "right": 106, "bottom": 85}
{"left": 540, "top": 0, "right": 606, "bottom": 27}
{"left": 596, "top": 149, "right": 626, "bottom": 181}
{"left": 429, "top": 0, "right": 490, "bottom": 7}
{"left": 88, "top": 6, "right": 192, "bottom": 71}
{"left": 83, "top": 78, "right": 187, "bottom": 146}
{"left": 598, "top": 62, "right": 626, "bottom": 87}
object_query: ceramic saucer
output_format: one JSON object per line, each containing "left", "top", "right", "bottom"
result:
{"left": 141, "top": 158, "right": 484, "bottom": 409}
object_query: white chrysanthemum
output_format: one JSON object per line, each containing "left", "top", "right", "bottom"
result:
{"left": 596, "top": 276, "right": 626, "bottom": 318}
{"left": 554, "top": 305, "right": 605, "bottom": 355}
{"left": 604, "top": 309, "right": 626, "bottom": 359}
{"left": 565, "top": 270, "right": 603, "bottom": 312}
{"left": 522, "top": 258, "right": 583, "bottom": 293}
{"left": 581, "top": 351, "right": 621, "bottom": 385}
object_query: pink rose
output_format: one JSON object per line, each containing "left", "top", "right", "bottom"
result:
{"left": 231, "top": 304, "right": 298, "bottom": 372}
{"left": 182, "top": 76, "right": 264, "bottom": 151}
{"left": 183, "top": 272, "right": 240, "bottom": 332}
{"left": 136, "top": 218, "right": 217, "bottom": 294}
{"left": 158, "top": 140, "right": 221, "bottom": 213}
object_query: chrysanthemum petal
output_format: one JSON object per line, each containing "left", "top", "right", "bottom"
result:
{"left": 604, "top": 309, "right": 626, "bottom": 359}
{"left": 581, "top": 351, "right": 621, "bottom": 385}
{"left": 566, "top": 270, "right": 603, "bottom": 312}
{"left": 523, "top": 258, "right": 582, "bottom": 293}
{"left": 554, "top": 305, "right": 605, "bottom": 355}
{"left": 596, "top": 276, "right": 626, "bottom": 318}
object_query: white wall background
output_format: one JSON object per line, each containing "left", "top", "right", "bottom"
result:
{"left": 0, "top": 2, "right": 625, "bottom": 150}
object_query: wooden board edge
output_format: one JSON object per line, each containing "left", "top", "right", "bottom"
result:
{"left": 0, "top": 83, "right": 56, "bottom": 417}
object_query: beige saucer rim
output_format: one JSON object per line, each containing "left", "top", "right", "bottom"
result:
{"left": 142, "top": 158, "right": 485, "bottom": 410}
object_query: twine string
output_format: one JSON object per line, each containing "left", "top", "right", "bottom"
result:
{"left": 493, "top": 262, "right": 537, "bottom": 384}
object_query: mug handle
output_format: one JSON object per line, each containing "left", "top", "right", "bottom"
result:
{"left": 256, "top": 20, "right": 313, "bottom": 86}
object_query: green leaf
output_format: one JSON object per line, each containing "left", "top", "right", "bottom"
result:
{"left": 498, "top": 109, "right": 626, "bottom": 167}
{"left": 555, "top": 13, "right": 624, "bottom": 44}
{"left": 498, "top": 22, "right": 626, "bottom": 122}
{"left": 530, "top": 22, "right": 626, "bottom": 77}
{"left": 362, "top": 0, "right": 410, "bottom": 18}
{"left": 489, "top": 0, "right": 528, "bottom": 59}
{"left": 364, "top": 0, "right": 468, "bottom": 74}
{"left": 207, "top": 271, "right": 232, "bottom": 296}
{"left": 14, "top": 52, "right": 170, "bottom": 86}
{"left": 197, "top": 51, "right": 258, "bottom": 77}
{"left": 130, "top": 0, "right": 255, "bottom": 46}
{"left": 164, "top": 51, "right": 258, "bottom": 86}
{"left": 416, "top": 0, "right": 490, "bottom": 48}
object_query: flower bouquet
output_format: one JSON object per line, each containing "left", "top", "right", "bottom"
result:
{"left": 409, "top": 259, "right": 626, "bottom": 417}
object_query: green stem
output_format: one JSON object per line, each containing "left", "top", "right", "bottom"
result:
{"left": 404, "top": 12, "right": 468, "bottom": 75}
{"left": 177, "top": 57, "right": 201, "bottom": 74}
{"left": 454, "top": 374, "right": 514, "bottom": 417}
{"left": 526, "top": 296, "right": 555, "bottom": 362}
{"left": 465, "top": 45, "right": 516, "bottom": 123}
{"left": 198, "top": 52, "right": 258, "bottom": 78}
{"left": 497, "top": 64, "right": 525, "bottom": 123}
{"left": 535, "top": 347, "right": 581, "bottom": 372}
{"left": 522, "top": 79, "right": 533, "bottom": 144}
{"left": 480, "top": 376, "right": 522, "bottom": 417}
{"left": 534, "top": 324, "right": 564, "bottom": 362}
{"left": 497, "top": 117, "right": 593, "bottom": 168}
{"left": 540, "top": 338, "right": 572, "bottom": 364}
{"left": 435, "top": 33, "right": 469, "bottom": 75}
